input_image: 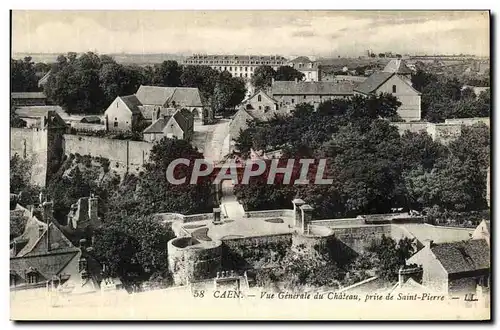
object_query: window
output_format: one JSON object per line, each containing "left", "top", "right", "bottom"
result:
{"left": 240, "top": 67, "right": 243, "bottom": 71}
{"left": 258, "top": 95, "right": 262, "bottom": 102}
{"left": 114, "top": 121, "right": 118, "bottom": 127}
{"left": 240, "top": 73, "right": 242, "bottom": 77}
{"left": 27, "top": 271, "right": 38, "bottom": 284}
{"left": 245, "top": 73, "right": 248, "bottom": 78}
{"left": 258, "top": 106, "right": 262, "bottom": 110}
{"left": 392, "top": 85, "right": 397, "bottom": 93}
{"left": 291, "top": 98, "right": 295, "bottom": 104}
{"left": 245, "top": 67, "right": 248, "bottom": 72}
{"left": 229, "top": 67, "right": 232, "bottom": 71}
{"left": 303, "top": 95, "right": 306, "bottom": 99}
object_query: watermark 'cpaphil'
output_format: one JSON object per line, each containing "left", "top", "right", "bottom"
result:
{"left": 166, "top": 158, "right": 333, "bottom": 185}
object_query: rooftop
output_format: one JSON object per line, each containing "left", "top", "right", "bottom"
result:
{"left": 353, "top": 72, "right": 394, "bottom": 94}
{"left": 383, "top": 59, "right": 413, "bottom": 75}
{"left": 431, "top": 239, "right": 490, "bottom": 274}
{"left": 272, "top": 81, "right": 355, "bottom": 95}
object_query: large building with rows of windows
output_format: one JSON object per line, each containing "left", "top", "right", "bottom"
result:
{"left": 183, "top": 54, "right": 288, "bottom": 79}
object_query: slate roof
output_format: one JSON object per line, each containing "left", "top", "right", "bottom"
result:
{"left": 431, "top": 239, "right": 490, "bottom": 275}
{"left": 383, "top": 59, "right": 413, "bottom": 75}
{"left": 10, "top": 250, "right": 80, "bottom": 282}
{"left": 135, "top": 85, "right": 176, "bottom": 106}
{"left": 353, "top": 72, "right": 395, "bottom": 94}
{"left": 81, "top": 116, "right": 101, "bottom": 123}
{"left": 120, "top": 95, "right": 142, "bottom": 114}
{"left": 174, "top": 108, "right": 194, "bottom": 133}
{"left": 167, "top": 88, "right": 203, "bottom": 107}
{"left": 272, "top": 81, "right": 355, "bottom": 95}
{"left": 11, "top": 92, "right": 46, "bottom": 99}
{"left": 143, "top": 117, "right": 172, "bottom": 134}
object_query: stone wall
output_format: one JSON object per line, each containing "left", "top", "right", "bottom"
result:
{"left": 244, "top": 209, "right": 295, "bottom": 219}
{"left": 62, "top": 134, "right": 153, "bottom": 173}
{"left": 167, "top": 237, "right": 223, "bottom": 286}
{"left": 331, "top": 225, "right": 392, "bottom": 254}
{"left": 311, "top": 218, "right": 364, "bottom": 227}
{"left": 221, "top": 233, "right": 292, "bottom": 270}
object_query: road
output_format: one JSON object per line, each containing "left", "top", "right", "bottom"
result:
{"left": 192, "top": 119, "right": 230, "bottom": 163}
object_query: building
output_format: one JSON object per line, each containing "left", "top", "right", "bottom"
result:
{"left": 135, "top": 85, "right": 207, "bottom": 123}
{"left": 183, "top": 54, "right": 287, "bottom": 79}
{"left": 239, "top": 90, "right": 279, "bottom": 112}
{"left": 15, "top": 106, "right": 69, "bottom": 128}
{"left": 271, "top": 79, "right": 355, "bottom": 110}
{"left": 142, "top": 108, "right": 194, "bottom": 143}
{"left": 11, "top": 92, "right": 47, "bottom": 107}
{"left": 354, "top": 59, "right": 421, "bottom": 122}
{"left": 38, "top": 71, "right": 51, "bottom": 88}
{"left": 10, "top": 201, "right": 103, "bottom": 293}
{"left": 472, "top": 220, "right": 490, "bottom": 246}
{"left": 287, "top": 56, "right": 320, "bottom": 82}
{"left": 407, "top": 239, "right": 490, "bottom": 295}
{"left": 104, "top": 95, "right": 143, "bottom": 132}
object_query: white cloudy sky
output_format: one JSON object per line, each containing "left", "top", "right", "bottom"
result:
{"left": 12, "top": 11, "right": 490, "bottom": 57}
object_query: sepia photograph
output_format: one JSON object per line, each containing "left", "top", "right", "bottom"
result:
{"left": 8, "top": 9, "right": 491, "bottom": 321}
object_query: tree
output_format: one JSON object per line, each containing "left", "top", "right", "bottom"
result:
{"left": 210, "top": 72, "right": 247, "bottom": 115}
{"left": 251, "top": 66, "right": 276, "bottom": 90}
{"left": 367, "top": 235, "right": 416, "bottom": 282}
{"left": 10, "top": 155, "right": 31, "bottom": 194}
{"left": 180, "top": 65, "right": 219, "bottom": 103}
{"left": 11, "top": 57, "right": 39, "bottom": 92}
{"left": 10, "top": 106, "right": 26, "bottom": 128}
{"left": 151, "top": 60, "right": 182, "bottom": 87}
{"left": 461, "top": 87, "right": 476, "bottom": 100}
{"left": 275, "top": 66, "right": 304, "bottom": 82}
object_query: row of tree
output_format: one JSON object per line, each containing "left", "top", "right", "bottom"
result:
{"left": 12, "top": 52, "right": 247, "bottom": 116}
{"left": 250, "top": 65, "right": 305, "bottom": 91}
{"left": 234, "top": 96, "right": 490, "bottom": 220}
{"left": 410, "top": 69, "right": 490, "bottom": 122}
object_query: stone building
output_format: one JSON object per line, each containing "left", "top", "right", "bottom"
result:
{"left": 104, "top": 95, "right": 143, "bottom": 132}
{"left": 354, "top": 59, "right": 421, "bottom": 122}
{"left": 10, "top": 201, "right": 103, "bottom": 293}
{"left": 135, "top": 85, "right": 208, "bottom": 123}
{"left": 142, "top": 108, "right": 194, "bottom": 143}
{"left": 271, "top": 79, "right": 355, "bottom": 111}
{"left": 407, "top": 239, "right": 490, "bottom": 295}
{"left": 287, "top": 56, "right": 320, "bottom": 82}
{"left": 183, "top": 54, "right": 287, "bottom": 80}
{"left": 239, "top": 90, "right": 279, "bottom": 112}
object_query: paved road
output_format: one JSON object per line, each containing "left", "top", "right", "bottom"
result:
{"left": 220, "top": 179, "right": 245, "bottom": 219}
{"left": 192, "top": 119, "right": 230, "bottom": 162}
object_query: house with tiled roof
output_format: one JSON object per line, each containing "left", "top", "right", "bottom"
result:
{"left": 287, "top": 56, "right": 320, "bottom": 82}
{"left": 271, "top": 79, "right": 355, "bottom": 111}
{"left": 354, "top": 59, "right": 421, "bottom": 122}
{"left": 142, "top": 108, "right": 194, "bottom": 143}
{"left": 10, "top": 202, "right": 103, "bottom": 293}
{"left": 407, "top": 239, "right": 490, "bottom": 295}
{"left": 104, "top": 95, "right": 143, "bottom": 132}
{"left": 135, "top": 85, "right": 208, "bottom": 123}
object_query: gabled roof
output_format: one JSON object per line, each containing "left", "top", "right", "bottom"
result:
{"left": 383, "top": 59, "right": 413, "bottom": 75}
{"left": 135, "top": 85, "right": 176, "bottom": 106}
{"left": 38, "top": 70, "right": 51, "bottom": 87}
{"left": 243, "top": 89, "right": 278, "bottom": 104}
{"left": 143, "top": 117, "right": 172, "bottom": 134}
{"left": 431, "top": 239, "right": 490, "bottom": 275}
{"left": 272, "top": 81, "right": 355, "bottom": 95}
{"left": 15, "top": 106, "right": 67, "bottom": 119}
{"left": 11, "top": 92, "right": 46, "bottom": 99}
{"left": 119, "top": 95, "right": 142, "bottom": 115}
{"left": 173, "top": 108, "right": 194, "bottom": 133}
{"left": 167, "top": 88, "right": 203, "bottom": 107}
{"left": 10, "top": 250, "right": 80, "bottom": 282}
{"left": 353, "top": 72, "right": 395, "bottom": 94}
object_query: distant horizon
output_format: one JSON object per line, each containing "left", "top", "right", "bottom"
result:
{"left": 12, "top": 11, "right": 490, "bottom": 58}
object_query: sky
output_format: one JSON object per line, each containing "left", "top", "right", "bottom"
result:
{"left": 11, "top": 11, "right": 490, "bottom": 57}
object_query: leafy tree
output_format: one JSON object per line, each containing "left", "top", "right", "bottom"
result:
{"left": 11, "top": 57, "right": 39, "bottom": 92}
{"left": 366, "top": 235, "right": 415, "bottom": 282}
{"left": 10, "top": 155, "right": 31, "bottom": 194}
{"left": 461, "top": 87, "right": 476, "bottom": 100}
{"left": 274, "top": 66, "right": 305, "bottom": 81}
{"left": 251, "top": 65, "right": 276, "bottom": 90}
{"left": 151, "top": 60, "right": 182, "bottom": 87}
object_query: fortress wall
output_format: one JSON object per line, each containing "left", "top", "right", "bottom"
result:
{"left": 331, "top": 225, "right": 392, "bottom": 254}
{"left": 62, "top": 134, "right": 153, "bottom": 173}
{"left": 10, "top": 128, "right": 48, "bottom": 186}
{"left": 244, "top": 209, "right": 295, "bottom": 219}
{"left": 221, "top": 234, "right": 292, "bottom": 270}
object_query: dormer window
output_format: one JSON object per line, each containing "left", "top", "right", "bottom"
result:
{"left": 26, "top": 268, "right": 39, "bottom": 284}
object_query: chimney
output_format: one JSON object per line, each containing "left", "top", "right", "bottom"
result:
{"left": 300, "top": 204, "right": 314, "bottom": 234}
{"left": 213, "top": 207, "right": 221, "bottom": 224}
{"left": 88, "top": 195, "right": 98, "bottom": 223}
{"left": 292, "top": 198, "right": 305, "bottom": 229}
